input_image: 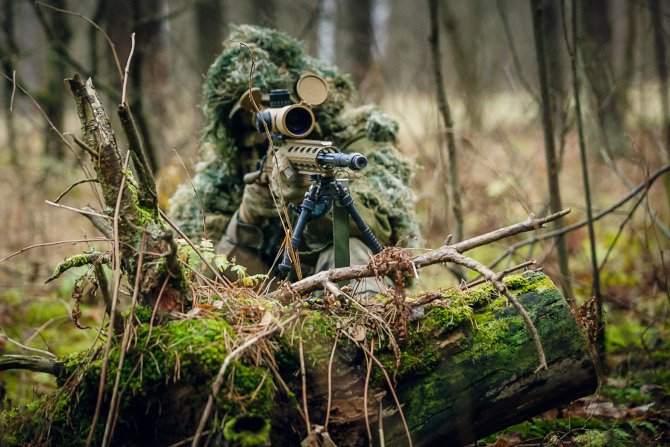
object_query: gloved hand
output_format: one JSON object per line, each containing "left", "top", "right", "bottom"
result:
{"left": 238, "top": 151, "right": 309, "bottom": 225}
{"left": 268, "top": 150, "right": 309, "bottom": 205}
{"left": 238, "top": 182, "right": 278, "bottom": 225}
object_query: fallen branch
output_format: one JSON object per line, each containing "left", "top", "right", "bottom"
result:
{"left": 45, "top": 200, "right": 112, "bottom": 221}
{"left": 266, "top": 211, "right": 569, "bottom": 372}
{"left": 53, "top": 179, "right": 101, "bottom": 203}
{"left": 0, "top": 354, "right": 63, "bottom": 376}
{"left": 267, "top": 209, "right": 570, "bottom": 301}
{"left": 82, "top": 205, "right": 113, "bottom": 239}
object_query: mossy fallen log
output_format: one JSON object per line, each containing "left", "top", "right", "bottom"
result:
{"left": 0, "top": 271, "right": 596, "bottom": 446}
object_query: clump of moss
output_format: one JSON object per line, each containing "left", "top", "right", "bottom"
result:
{"left": 503, "top": 271, "right": 555, "bottom": 295}
{"left": 223, "top": 415, "right": 271, "bottom": 447}
{"left": 0, "top": 397, "right": 48, "bottom": 446}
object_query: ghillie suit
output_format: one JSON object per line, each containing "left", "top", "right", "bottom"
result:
{"left": 169, "top": 25, "right": 420, "bottom": 274}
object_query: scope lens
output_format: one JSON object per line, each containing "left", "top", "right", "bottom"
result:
{"left": 284, "top": 106, "right": 313, "bottom": 137}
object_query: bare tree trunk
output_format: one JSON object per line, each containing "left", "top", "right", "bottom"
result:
{"left": 428, "top": 0, "right": 464, "bottom": 253}
{"left": 441, "top": 1, "right": 482, "bottom": 129}
{"left": 580, "top": 0, "right": 627, "bottom": 156}
{"left": 648, "top": 0, "right": 670, "bottom": 212}
{"left": 621, "top": 0, "right": 637, "bottom": 112}
{"left": 103, "top": 0, "right": 169, "bottom": 173}
{"left": 33, "top": 0, "right": 71, "bottom": 160}
{"left": 195, "top": 0, "right": 225, "bottom": 75}
{"left": 544, "top": 0, "right": 567, "bottom": 134}
{"left": 0, "top": 0, "right": 18, "bottom": 165}
{"left": 89, "top": 0, "right": 106, "bottom": 78}
{"left": 342, "top": 0, "right": 373, "bottom": 87}
{"left": 566, "top": 0, "right": 603, "bottom": 368}
{"left": 250, "top": 0, "right": 277, "bottom": 28}
{"left": 530, "top": 0, "right": 573, "bottom": 305}
{"left": 317, "top": 0, "right": 336, "bottom": 62}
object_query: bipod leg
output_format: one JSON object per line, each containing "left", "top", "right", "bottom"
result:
{"left": 335, "top": 182, "right": 383, "bottom": 254}
{"left": 278, "top": 184, "right": 319, "bottom": 278}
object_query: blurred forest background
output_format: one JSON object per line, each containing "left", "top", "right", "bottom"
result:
{"left": 1, "top": 0, "right": 669, "bottom": 445}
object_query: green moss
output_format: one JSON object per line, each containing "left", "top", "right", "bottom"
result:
{"left": 34, "top": 317, "right": 275, "bottom": 445}
{"left": 47, "top": 253, "right": 96, "bottom": 282}
{"left": 421, "top": 303, "right": 474, "bottom": 335}
{"left": 0, "top": 397, "right": 49, "bottom": 446}
{"left": 383, "top": 271, "right": 594, "bottom": 441}
{"left": 223, "top": 416, "right": 271, "bottom": 447}
{"left": 297, "top": 314, "right": 339, "bottom": 365}
{"left": 503, "top": 271, "right": 555, "bottom": 295}
{"left": 396, "top": 343, "right": 441, "bottom": 379}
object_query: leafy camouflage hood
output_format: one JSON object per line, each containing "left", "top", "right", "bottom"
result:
{"left": 169, "top": 24, "right": 421, "bottom": 249}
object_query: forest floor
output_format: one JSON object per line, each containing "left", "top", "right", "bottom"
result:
{"left": 1, "top": 89, "right": 669, "bottom": 445}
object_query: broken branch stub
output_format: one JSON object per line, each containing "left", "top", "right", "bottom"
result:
{"left": 61, "top": 75, "right": 181, "bottom": 309}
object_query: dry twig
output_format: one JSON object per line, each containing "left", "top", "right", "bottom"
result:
{"left": 102, "top": 232, "right": 147, "bottom": 447}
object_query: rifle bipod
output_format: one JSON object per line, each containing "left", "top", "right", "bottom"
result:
{"left": 277, "top": 174, "right": 383, "bottom": 278}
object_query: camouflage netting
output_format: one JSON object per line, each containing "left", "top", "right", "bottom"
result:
{"left": 169, "top": 24, "right": 421, "bottom": 256}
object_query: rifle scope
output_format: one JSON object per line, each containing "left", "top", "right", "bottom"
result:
{"left": 256, "top": 89, "right": 316, "bottom": 139}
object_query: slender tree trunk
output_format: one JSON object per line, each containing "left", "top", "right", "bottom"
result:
{"left": 195, "top": 0, "right": 225, "bottom": 75}
{"left": 343, "top": 0, "right": 373, "bottom": 87}
{"left": 33, "top": 0, "right": 71, "bottom": 159}
{"left": 530, "top": 0, "right": 573, "bottom": 305}
{"left": 648, "top": 0, "right": 670, "bottom": 213}
{"left": 621, "top": 0, "right": 637, "bottom": 112}
{"left": 104, "top": 0, "right": 167, "bottom": 173}
{"left": 428, "top": 0, "right": 464, "bottom": 256}
{"left": 544, "top": 0, "right": 567, "bottom": 135}
{"left": 441, "top": 1, "right": 482, "bottom": 129}
{"left": 566, "top": 0, "right": 603, "bottom": 368}
{"left": 1, "top": 0, "right": 18, "bottom": 165}
{"left": 317, "top": 0, "right": 336, "bottom": 62}
{"left": 89, "top": 0, "right": 105, "bottom": 79}
{"left": 580, "top": 0, "right": 627, "bottom": 156}
{"left": 250, "top": 0, "right": 277, "bottom": 28}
